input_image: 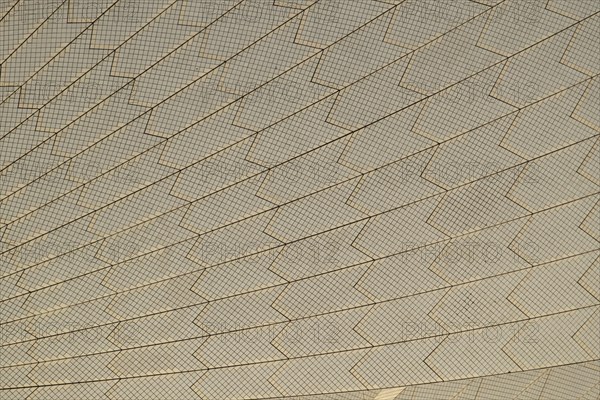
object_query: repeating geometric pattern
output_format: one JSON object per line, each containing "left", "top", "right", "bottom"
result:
{"left": 0, "top": 1, "right": 599, "bottom": 399}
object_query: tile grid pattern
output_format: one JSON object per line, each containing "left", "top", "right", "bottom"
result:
{"left": 0, "top": 0, "right": 599, "bottom": 399}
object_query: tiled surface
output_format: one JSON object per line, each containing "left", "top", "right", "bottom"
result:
{"left": 0, "top": 0, "right": 599, "bottom": 399}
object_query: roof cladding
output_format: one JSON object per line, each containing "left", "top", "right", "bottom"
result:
{"left": 0, "top": 0, "right": 599, "bottom": 399}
